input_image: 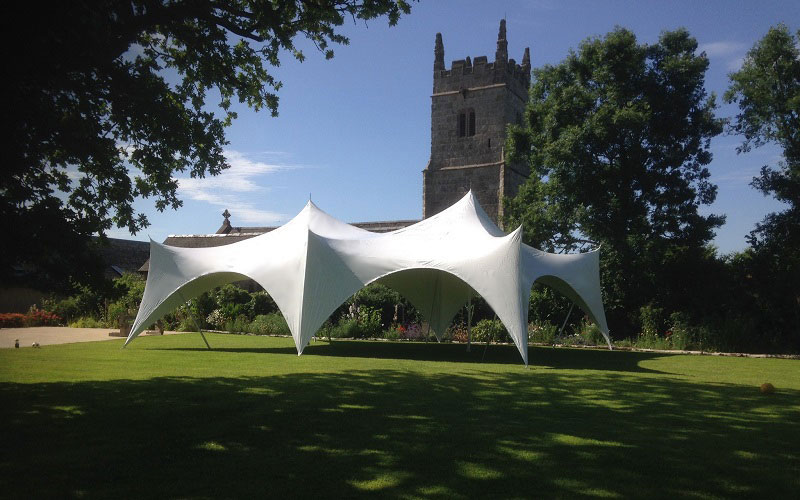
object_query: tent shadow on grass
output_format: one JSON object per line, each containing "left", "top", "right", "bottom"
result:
{"left": 152, "top": 339, "right": 669, "bottom": 373}
{"left": 2, "top": 368, "right": 798, "bottom": 498}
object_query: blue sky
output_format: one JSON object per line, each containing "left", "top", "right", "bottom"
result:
{"left": 109, "top": 0, "right": 800, "bottom": 254}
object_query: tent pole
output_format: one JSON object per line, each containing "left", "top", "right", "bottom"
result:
{"left": 178, "top": 291, "right": 211, "bottom": 350}
{"left": 425, "top": 273, "right": 441, "bottom": 344}
{"left": 557, "top": 303, "right": 575, "bottom": 342}
{"left": 466, "top": 298, "right": 472, "bottom": 352}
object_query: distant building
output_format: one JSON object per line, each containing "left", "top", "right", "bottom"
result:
{"left": 140, "top": 21, "right": 531, "bottom": 271}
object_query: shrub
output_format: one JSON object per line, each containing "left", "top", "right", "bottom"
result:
{"left": 0, "top": 313, "right": 26, "bottom": 328}
{"left": 403, "top": 323, "right": 424, "bottom": 340}
{"left": 206, "top": 309, "right": 225, "bottom": 330}
{"left": 529, "top": 322, "right": 558, "bottom": 344}
{"left": 357, "top": 306, "right": 383, "bottom": 338}
{"left": 248, "top": 313, "right": 290, "bottom": 336}
{"left": 69, "top": 317, "right": 107, "bottom": 328}
{"left": 223, "top": 315, "right": 250, "bottom": 333}
{"left": 639, "top": 304, "right": 665, "bottom": 337}
{"left": 580, "top": 320, "right": 607, "bottom": 346}
{"left": 214, "top": 284, "right": 251, "bottom": 309}
{"left": 247, "top": 291, "right": 277, "bottom": 317}
{"left": 471, "top": 319, "right": 509, "bottom": 343}
{"left": 330, "top": 318, "right": 361, "bottom": 338}
{"left": 448, "top": 323, "right": 469, "bottom": 343}
{"left": 43, "top": 296, "right": 80, "bottom": 324}
{"left": 177, "top": 317, "right": 197, "bottom": 332}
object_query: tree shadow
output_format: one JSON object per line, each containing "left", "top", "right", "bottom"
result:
{"left": 2, "top": 368, "right": 797, "bottom": 498}
{"left": 153, "top": 340, "right": 669, "bottom": 373}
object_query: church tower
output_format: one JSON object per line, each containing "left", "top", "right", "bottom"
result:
{"left": 422, "top": 20, "right": 531, "bottom": 224}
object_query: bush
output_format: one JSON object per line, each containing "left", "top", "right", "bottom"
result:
{"left": 329, "top": 318, "right": 361, "bottom": 338}
{"left": 0, "top": 308, "right": 61, "bottom": 328}
{"left": 357, "top": 306, "right": 383, "bottom": 338}
{"left": 580, "top": 320, "right": 607, "bottom": 346}
{"left": 0, "top": 313, "right": 26, "bottom": 328}
{"left": 223, "top": 315, "right": 250, "bottom": 333}
{"left": 43, "top": 296, "right": 80, "bottom": 324}
{"left": 529, "top": 322, "right": 558, "bottom": 344}
{"left": 248, "top": 313, "right": 290, "bottom": 336}
{"left": 448, "top": 323, "right": 469, "bottom": 343}
{"left": 69, "top": 317, "right": 107, "bottom": 328}
{"left": 177, "top": 317, "right": 197, "bottom": 332}
{"left": 206, "top": 309, "right": 225, "bottom": 330}
{"left": 247, "top": 291, "right": 277, "bottom": 317}
{"left": 639, "top": 304, "right": 665, "bottom": 337}
{"left": 214, "top": 284, "right": 251, "bottom": 308}
{"left": 471, "top": 319, "right": 509, "bottom": 343}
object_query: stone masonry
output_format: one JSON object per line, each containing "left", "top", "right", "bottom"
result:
{"left": 422, "top": 20, "right": 531, "bottom": 225}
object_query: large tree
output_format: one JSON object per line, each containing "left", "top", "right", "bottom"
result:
{"left": 725, "top": 24, "right": 800, "bottom": 349}
{"left": 3, "top": 0, "right": 411, "bottom": 289}
{"left": 505, "top": 28, "right": 724, "bottom": 335}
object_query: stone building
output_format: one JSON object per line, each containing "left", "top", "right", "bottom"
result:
{"left": 422, "top": 19, "right": 531, "bottom": 224}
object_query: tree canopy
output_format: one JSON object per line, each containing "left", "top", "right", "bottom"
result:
{"left": 725, "top": 24, "right": 799, "bottom": 350}
{"left": 725, "top": 24, "right": 800, "bottom": 251}
{"left": 3, "top": 0, "right": 412, "bottom": 288}
{"left": 505, "top": 28, "right": 724, "bottom": 334}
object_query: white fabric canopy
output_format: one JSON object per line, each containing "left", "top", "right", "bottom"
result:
{"left": 126, "top": 191, "right": 611, "bottom": 365}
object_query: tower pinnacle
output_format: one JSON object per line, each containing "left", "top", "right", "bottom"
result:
{"left": 434, "top": 33, "right": 445, "bottom": 71}
{"left": 495, "top": 19, "right": 508, "bottom": 64}
{"left": 522, "top": 47, "right": 530, "bottom": 73}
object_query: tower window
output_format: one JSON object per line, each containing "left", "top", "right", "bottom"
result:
{"left": 468, "top": 110, "right": 475, "bottom": 136}
{"left": 458, "top": 109, "right": 476, "bottom": 137}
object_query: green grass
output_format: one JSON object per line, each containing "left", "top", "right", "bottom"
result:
{"left": 1, "top": 333, "right": 798, "bottom": 499}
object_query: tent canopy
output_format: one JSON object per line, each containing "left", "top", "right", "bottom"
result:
{"left": 126, "top": 191, "right": 610, "bottom": 365}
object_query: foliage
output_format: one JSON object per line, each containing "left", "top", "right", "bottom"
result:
{"left": 69, "top": 317, "right": 108, "bottom": 329}
{"left": 248, "top": 313, "right": 290, "bottom": 336}
{"left": 528, "top": 322, "right": 558, "bottom": 344}
{"left": 328, "top": 318, "right": 362, "bottom": 339}
{"left": 725, "top": 24, "right": 800, "bottom": 351}
{"left": 0, "top": 313, "right": 26, "bottom": 328}
{"left": 224, "top": 316, "right": 251, "bottom": 334}
{"left": 471, "top": 319, "right": 510, "bottom": 343}
{"left": 356, "top": 306, "right": 383, "bottom": 338}
{"left": 506, "top": 27, "right": 724, "bottom": 336}
{"left": 247, "top": 291, "right": 278, "bottom": 317}
{"left": 206, "top": 309, "right": 226, "bottom": 330}
{"left": 580, "top": 320, "right": 607, "bottom": 346}
{"left": 3, "top": 0, "right": 413, "bottom": 288}
{"left": 0, "top": 307, "right": 62, "bottom": 328}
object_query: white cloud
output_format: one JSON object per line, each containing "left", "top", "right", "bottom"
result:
{"left": 698, "top": 41, "right": 747, "bottom": 58}
{"left": 177, "top": 149, "right": 299, "bottom": 224}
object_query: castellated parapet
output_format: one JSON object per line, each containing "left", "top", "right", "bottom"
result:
{"left": 423, "top": 20, "right": 531, "bottom": 225}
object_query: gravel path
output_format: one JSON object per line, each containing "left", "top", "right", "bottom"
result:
{"left": 0, "top": 327, "right": 181, "bottom": 348}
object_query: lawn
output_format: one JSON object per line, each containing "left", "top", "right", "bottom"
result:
{"left": 1, "top": 333, "right": 798, "bottom": 499}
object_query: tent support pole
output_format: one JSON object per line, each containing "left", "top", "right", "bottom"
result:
{"left": 466, "top": 298, "right": 472, "bottom": 352}
{"left": 425, "top": 273, "right": 441, "bottom": 344}
{"left": 178, "top": 291, "right": 211, "bottom": 350}
{"left": 557, "top": 303, "right": 575, "bottom": 343}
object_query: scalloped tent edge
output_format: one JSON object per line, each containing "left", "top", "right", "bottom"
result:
{"left": 125, "top": 191, "right": 611, "bottom": 365}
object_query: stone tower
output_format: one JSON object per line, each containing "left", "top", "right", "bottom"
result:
{"left": 422, "top": 20, "right": 531, "bottom": 224}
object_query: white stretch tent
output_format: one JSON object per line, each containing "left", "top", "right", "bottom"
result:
{"left": 126, "top": 192, "right": 611, "bottom": 365}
